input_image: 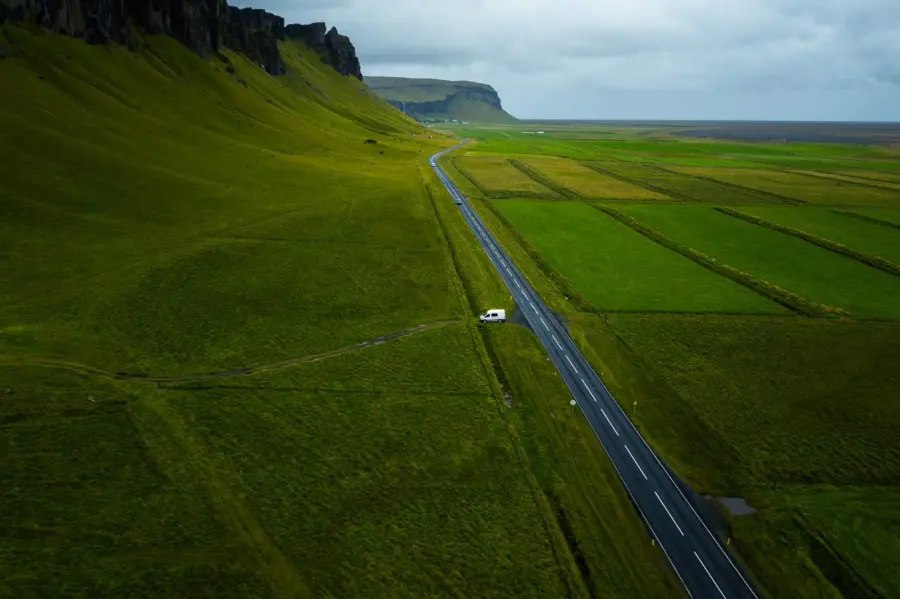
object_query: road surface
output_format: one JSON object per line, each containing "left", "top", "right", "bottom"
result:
{"left": 430, "top": 146, "right": 758, "bottom": 599}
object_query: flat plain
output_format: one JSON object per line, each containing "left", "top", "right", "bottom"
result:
{"left": 443, "top": 121, "right": 900, "bottom": 598}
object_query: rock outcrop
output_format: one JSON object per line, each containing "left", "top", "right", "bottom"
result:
{"left": 285, "top": 22, "right": 361, "bottom": 80}
{"left": 0, "top": 0, "right": 360, "bottom": 78}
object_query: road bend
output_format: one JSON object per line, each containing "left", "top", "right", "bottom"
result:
{"left": 430, "top": 146, "right": 758, "bottom": 599}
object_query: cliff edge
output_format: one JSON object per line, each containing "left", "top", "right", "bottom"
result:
{"left": 0, "top": 0, "right": 361, "bottom": 79}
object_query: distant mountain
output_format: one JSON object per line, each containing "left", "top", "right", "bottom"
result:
{"left": 365, "top": 77, "right": 516, "bottom": 123}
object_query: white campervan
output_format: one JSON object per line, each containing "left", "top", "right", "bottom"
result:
{"left": 479, "top": 309, "right": 506, "bottom": 323}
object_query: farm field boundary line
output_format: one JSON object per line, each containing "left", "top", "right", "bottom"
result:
{"left": 582, "top": 163, "right": 691, "bottom": 202}
{"left": 593, "top": 205, "right": 845, "bottom": 317}
{"left": 717, "top": 208, "right": 900, "bottom": 278}
{"left": 509, "top": 159, "right": 583, "bottom": 200}
{"left": 786, "top": 169, "right": 900, "bottom": 193}
{"left": 0, "top": 319, "right": 459, "bottom": 383}
{"left": 833, "top": 209, "right": 900, "bottom": 231}
{"left": 645, "top": 164, "right": 804, "bottom": 206}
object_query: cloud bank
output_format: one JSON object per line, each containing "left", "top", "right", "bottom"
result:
{"left": 252, "top": 0, "right": 900, "bottom": 120}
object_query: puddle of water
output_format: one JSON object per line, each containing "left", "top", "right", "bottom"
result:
{"left": 717, "top": 496, "right": 756, "bottom": 516}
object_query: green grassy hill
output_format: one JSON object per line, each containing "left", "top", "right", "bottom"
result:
{"left": 0, "top": 23, "right": 683, "bottom": 599}
{"left": 366, "top": 76, "right": 516, "bottom": 123}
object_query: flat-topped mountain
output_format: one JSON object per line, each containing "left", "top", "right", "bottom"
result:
{"left": 365, "top": 76, "right": 516, "bottom": 123}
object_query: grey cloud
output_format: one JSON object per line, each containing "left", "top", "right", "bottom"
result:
{"left": 241, "top": 0, "right": 900, "bottom": 120}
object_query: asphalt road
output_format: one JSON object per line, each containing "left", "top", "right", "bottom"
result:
{"left": 430, "top": 146, "right": 759, "bottom": 599}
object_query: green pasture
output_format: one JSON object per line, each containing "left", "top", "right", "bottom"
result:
{"left": 454, "top": 154, "right": 555, "bottom": 196}
{"left": 737, "top": 206, "right": 900, "bottom": 264}
{"left": 589, "top": 161, "right": 775, "bottom": 203}
{"left": 672, "top": 167, "right": 900, "bottom": 205}
{"left": 620, "top": 205, "right": 900, "bottom": 319}
{"left": 493, "top": 200, "right": 780, "bottom": 313}
{"left": 519, "top": 157, "right": 669, "bottom": 199}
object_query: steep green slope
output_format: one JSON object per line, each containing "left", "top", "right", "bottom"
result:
{"left": 0, "top": 25, "right": 428, "bottom": 373}
{"left": 366, "top": 76, "right": 516, "bottom": 123}
{"left": 0, "top": 26, "right": 585, "bottom": 597}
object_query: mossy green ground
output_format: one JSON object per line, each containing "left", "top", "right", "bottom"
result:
{"left": 442, "top": 122, "right": 900, "bottom": 597}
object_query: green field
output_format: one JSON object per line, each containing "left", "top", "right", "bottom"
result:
{"left": 619, "top": 205, "right": 900, "bottom": 319}
{"left": 598, "top": 314, "right": 900, "bottom": 597}
{"left": 792, "top": 169, "right": 900, "bottom": 191}
{"left": 440, "top": 122, "right": 900, "bottom": 597}
{"left": 837, "top": 170, "right": 900, "bottom": 184}
{"left": 605, "top": 315, "right": 900, "bottom": 487}
{"left": 590, "top": 161, "right": 783, "bottom": 204}
{"left": 672, "top": 167, "right": 900, "bottom": 205}
{"left": 493, "top": 201, "right": 780, "bottom": 313}
{"left": 454, "top": 154, "right": 554, "bottom": 197}
{"left": 841, "top": 207, "right": 900, "bottom": 227}
{"left": 737, "top": 206, "right": 900, "bottom": 264}
{"left": 520, "top": 156, "right": 670, "bottom": 199}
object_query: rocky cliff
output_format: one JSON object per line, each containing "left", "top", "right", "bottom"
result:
{"left": 285, "top": 22, "right": 360, "bottom": 79}
{"left": 365, "top": 77, "right": 515, "bottom": 123}
{"left": 0, "top": 0, "right": 361, "bottom": 78}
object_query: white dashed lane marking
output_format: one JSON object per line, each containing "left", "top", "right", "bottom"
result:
{"left": 601, "top": 409, "right": 619, "bottom": 437}
{"left": 624, "top": 445, "right": 647, "bottom": 480}
{"left": 655, "top": 491, "right": 685, "bottom": 536}
{"left": 694, "top": 552, "right": 727, "bottom": 598}
{"left": 580, "top": 378, "right": 598, "bottom": 402}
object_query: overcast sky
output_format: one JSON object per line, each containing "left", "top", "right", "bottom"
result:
{"left": 253, "top": 0, "right": 900, "bottom": 121}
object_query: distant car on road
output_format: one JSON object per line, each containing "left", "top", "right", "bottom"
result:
{"left": 479, "top": 309, "right": 506, "bottom": 323}
{"left": 455, "top": 197, "right": 462, "bottom": 205}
